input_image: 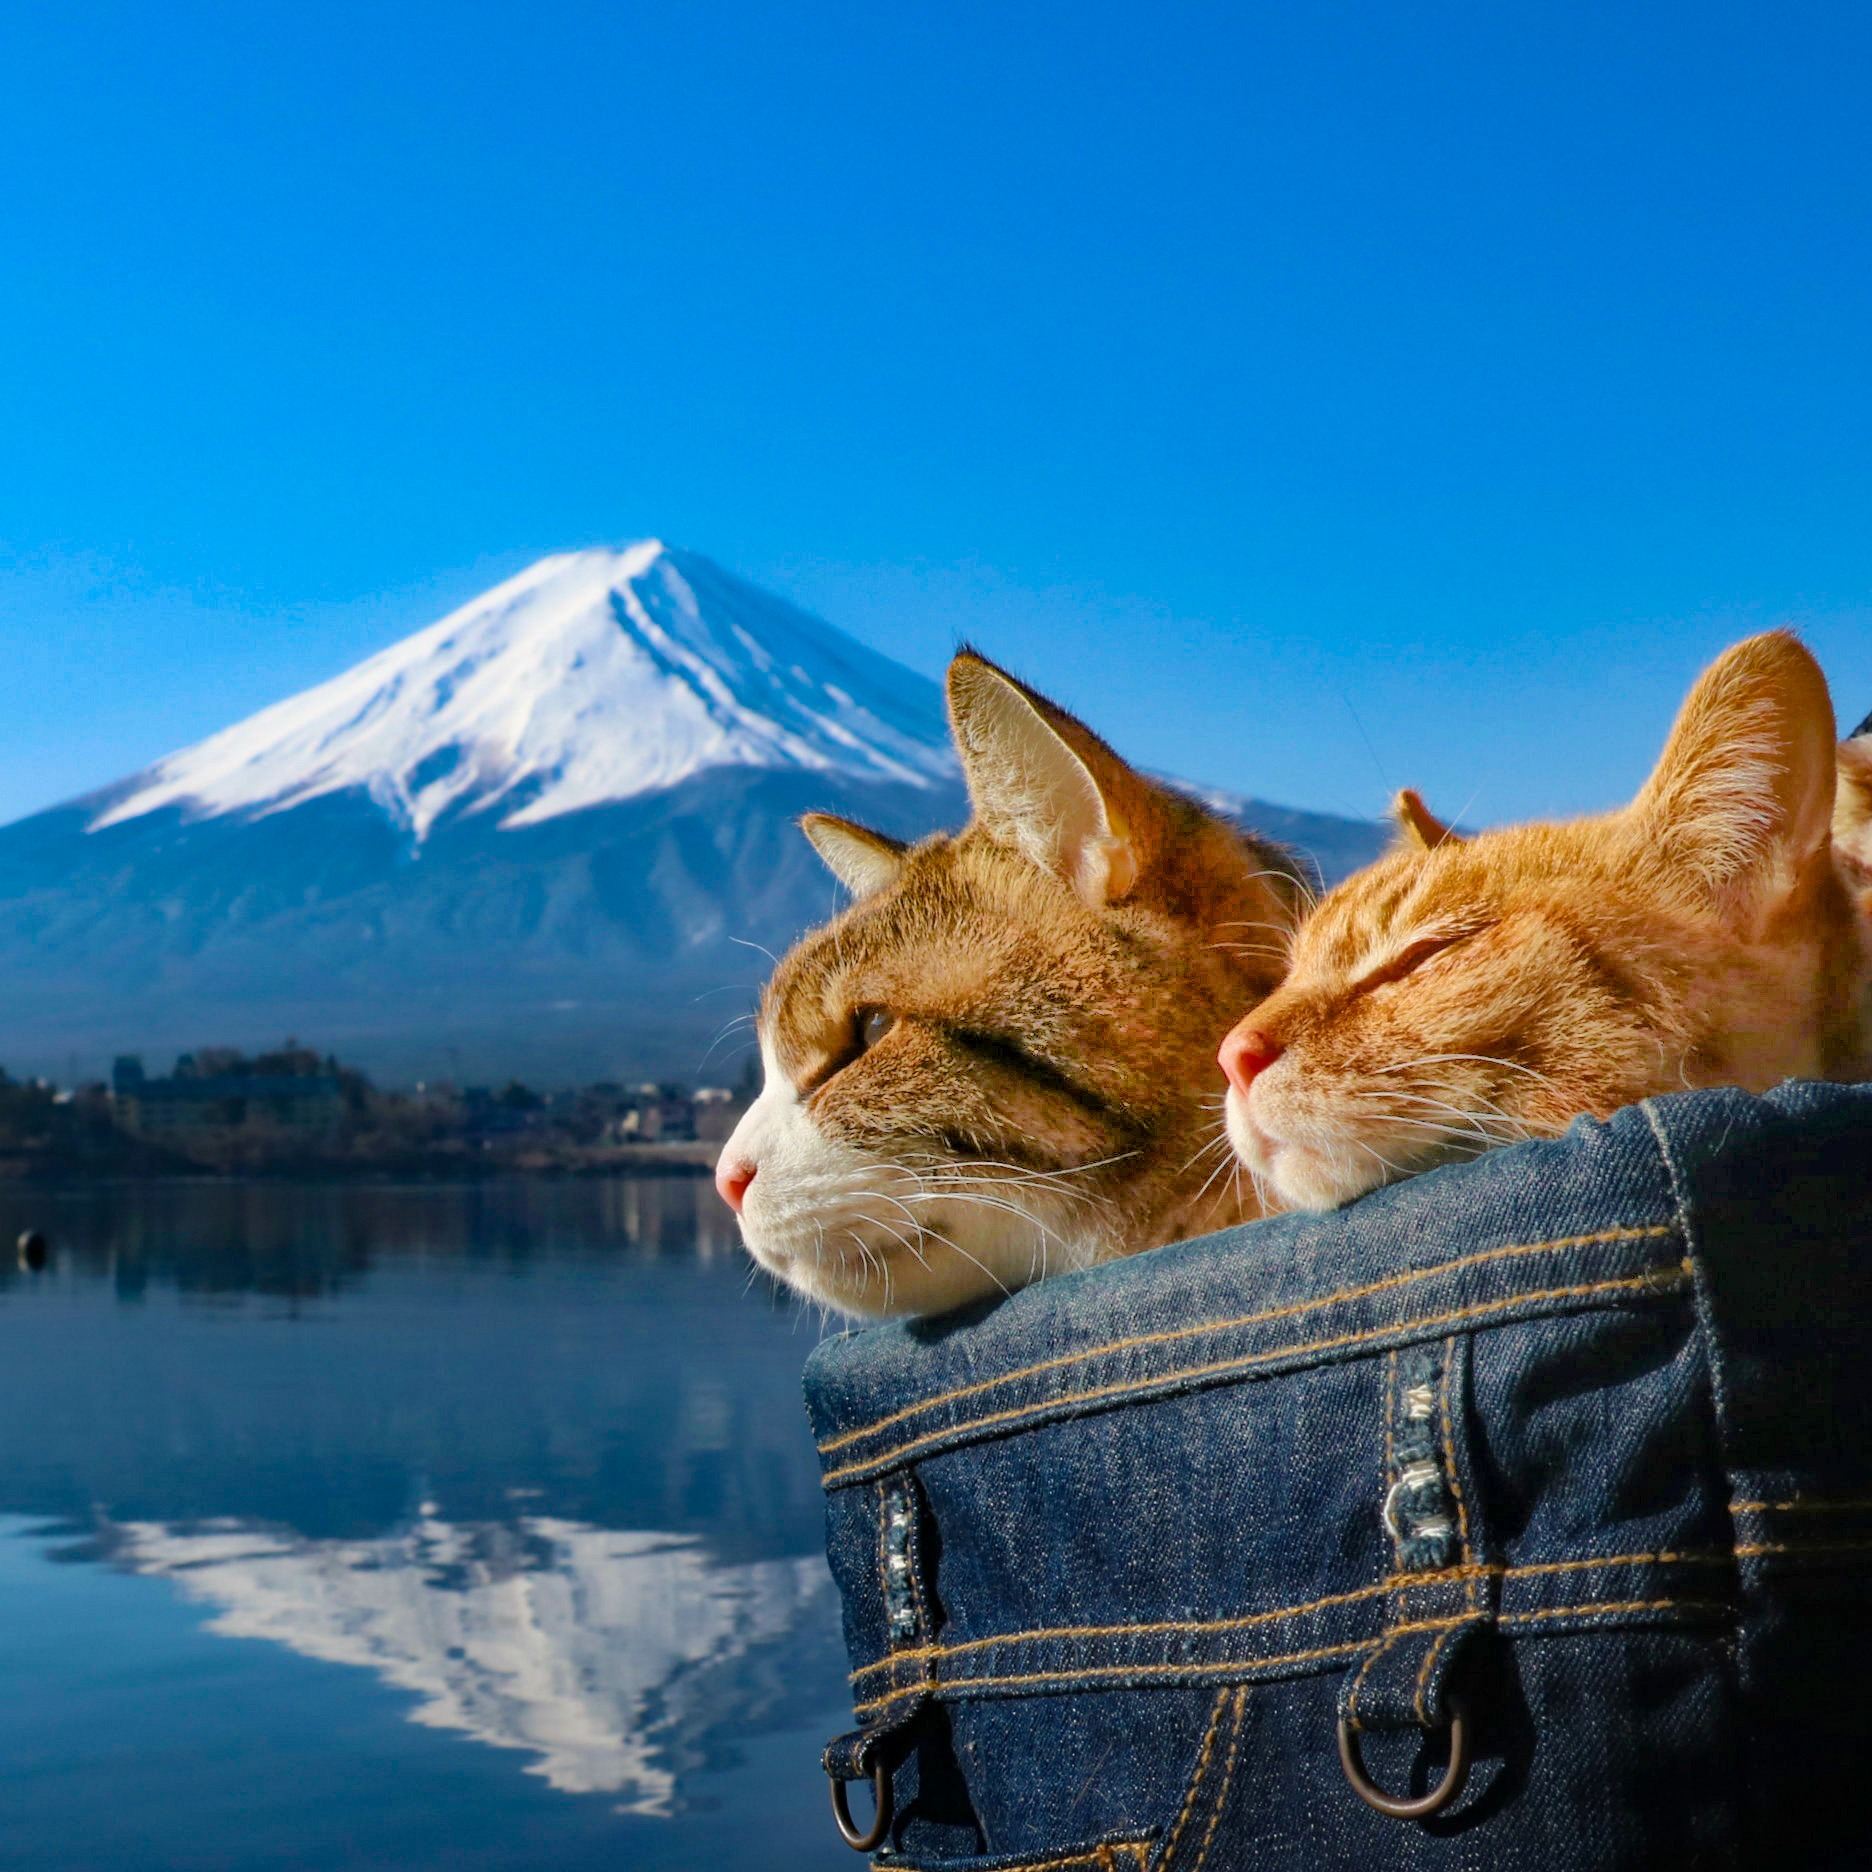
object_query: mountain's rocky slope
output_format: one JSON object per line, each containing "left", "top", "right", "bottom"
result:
{"left": 0, "top": 545, "right": 1383, "bottom": 1083}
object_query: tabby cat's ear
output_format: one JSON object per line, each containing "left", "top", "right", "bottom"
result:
{"left": 1392, "top": 788, "right": 1462, "bottom": 852}
{"left": 800, "top": 814, "right": 908, "bottom": 898}
{"left": 1627, "top": 630, "right": 1837, "bottom": 922}
{"left": 946, "top": 651, "right": 1141, "bottom": 909}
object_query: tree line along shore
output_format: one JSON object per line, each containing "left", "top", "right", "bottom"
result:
{"left": 0, "top": 1044, "right": 752, "bottom": 1181}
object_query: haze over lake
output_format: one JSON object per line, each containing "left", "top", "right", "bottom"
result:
{"left": 0, "top": 1177, "right": 849, "bottom": 1872}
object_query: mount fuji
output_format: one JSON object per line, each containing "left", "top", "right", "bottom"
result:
{"left": 0, "top": 544, "right": 1384, "bottom": 1085}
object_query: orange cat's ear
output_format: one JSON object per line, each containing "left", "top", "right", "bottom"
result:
{"left": 946, "top": 651, "right": 1142, "bottom": 908}
{"left": 800, "top": 814, "right": 907, "bottom": 898}
{"left": 1392, "top": 788, "right": 1463, "bottom": 852}
{"left": 1627, "top": 630, "right": 1837, "bottom": 923}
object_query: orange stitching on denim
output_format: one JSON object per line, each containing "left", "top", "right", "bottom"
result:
{"left": 876, "top": 1845, "right": 1151, "bottom": 1872}
{"left": 1440, "top": 1341, "right": 1472, "bottom": 1563}
{"left": 1186, "top": 1688, "right": 1248, "bottom": 1872}
{"left": 1504, "top": 1549, "right": 1730, "bottom": 1581}
{"left": 1343, "top": 1626, "right": 1398, "bottom": 1733}
{"left": 855, "top": 1598, "right": 1729, "bottom": 1715}
{"left": 1383, "top": 1348, "right": 1398, "bottom": 1535}
{"left": 1733, "top": 1538, "right": 1872, "bottom": 1559}
{"left": 1156, "top": 1688, "right": 1230, "bottom": 1871}
{"left": 1438, "top": 1336, "right": 1477, "bottom": 1640}
{"left": 852, "top": 1634, "right": 1406, "bottom": 1717}
{"left": 1498, "top": 1597, "right": 1731, "bottom": 1627}
{"left": 846, "top": 1548, "right": 1735, "bottom": 1683}
{"left": 874, "top": 1478, "right": 889, "bottom": 1635}
{"left": 1412, "top": 1625, "right": 1452, "bottom": 1728}
{"left": 875, "top": 1845, "right": 1151, "bottom": 1872}
{"left": 1730, "top": 1497, "right": 1872, "bottom": 1515}
{"left": 817, "top": 1226, "right": 1676, "bottom": 1453}
{"left": 849, "top": 1573, "right": 1486, "bottom": 1683}
{"left": 822, "top": 1263, "right": 1693, "bottom": 1486}
{"left": 850, "top": 1579, "right": 1744, "bottom": 1712}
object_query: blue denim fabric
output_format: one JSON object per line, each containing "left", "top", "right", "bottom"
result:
{"left": 806, "top": 1083, "right": 1872, "bottom": 1868}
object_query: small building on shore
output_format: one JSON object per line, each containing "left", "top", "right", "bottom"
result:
{"left": 112, "top": 1055, "right": 344, "bottom": 1144}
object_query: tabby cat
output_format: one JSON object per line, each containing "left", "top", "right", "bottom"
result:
{"left": 1221, "top": 630, "right": 1872, "bottom": 1210}
{"left": 717, "top": 651, "right": 1308, "bottom": 1315}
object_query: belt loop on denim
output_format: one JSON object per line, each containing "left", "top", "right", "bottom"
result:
{"left": 822, "top": 1472, "right": 937, "bottom": 1847}
{"left": 1338, "top": 1335, "right": 1497, "bottom": 1739}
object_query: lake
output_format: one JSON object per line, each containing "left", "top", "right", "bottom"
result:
{"left": 0, "top": 1178, "right": 853, "bottom": 1871}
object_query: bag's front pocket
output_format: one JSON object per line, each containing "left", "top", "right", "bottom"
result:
{"left": 876, "top": 1682, "right": 1253, "bottom": 1872}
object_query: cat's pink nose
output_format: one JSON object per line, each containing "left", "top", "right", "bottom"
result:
{"left": 716, "top": 1155, "right": 757, "bottom": 1215}
{"left": 1219, "top": 1025, "right": 1284, "bottom": 1096}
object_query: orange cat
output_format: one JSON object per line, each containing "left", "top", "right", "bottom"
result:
{"left": 718, "top": 652, "right": 1309, "bottom": 1315}
{"left": 1221, "top": 631, "right": 1872, "bottom": 1210}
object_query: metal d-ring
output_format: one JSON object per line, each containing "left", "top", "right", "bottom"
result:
{"left": 1337, "top": 1694, "right": 1471, "bottom": 1821}
{"left": 830, "top": 1758, "right": 894, "bottom": 1852}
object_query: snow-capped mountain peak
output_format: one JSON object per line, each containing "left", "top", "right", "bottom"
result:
{"left": 92, "top": 542, "right": 958, "bottom": 842}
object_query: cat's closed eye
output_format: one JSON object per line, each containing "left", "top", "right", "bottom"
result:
{"left": 1348, "top": 927, "right": 1483, "bottom": 997}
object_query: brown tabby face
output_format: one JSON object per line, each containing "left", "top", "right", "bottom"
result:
{"left": 1224, "top": 631, "right": 1872, "bottom": 1211}
{"left": 719, "top": 652, "right": 1305, "bottom": 1316}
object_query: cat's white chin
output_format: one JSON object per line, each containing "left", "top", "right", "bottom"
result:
{"left": 739, "top": 1179, "right": 1090, "bottom": 1317}
{"left": 744, "top": 1219, "right": 1063, "bottom": 1319}
{"left": 1224, "top": 1083, "right": 1392, "bottom": 1211}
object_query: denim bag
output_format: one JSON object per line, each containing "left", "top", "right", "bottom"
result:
{"left": 805, "top": 1082, "right": 1872, "bottom": 1869}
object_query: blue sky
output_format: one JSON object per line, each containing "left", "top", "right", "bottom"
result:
{"left": 2, "top": 0, "right": 1869, "bottom": 830}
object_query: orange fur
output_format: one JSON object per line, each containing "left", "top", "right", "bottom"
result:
{"left": 1224, "top": 632, "right": 1872, "bottom": 1211}
{"left": 721, "top": 651, "right": 1309, "bottom": 1315}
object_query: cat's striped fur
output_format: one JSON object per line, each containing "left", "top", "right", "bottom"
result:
{"left": 718, "top": 651, "right": 1308, "bottom": 1316}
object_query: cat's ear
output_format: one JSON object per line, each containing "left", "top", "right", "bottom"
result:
{"left": 1833, "top": 727, "right": 1872, "bottom": 878}
{"left": 1627, "top": 630, "right": 1837, "bottom": 921}
{"left": 1392, "top": 788, "right": 1463, "bottom": 852}
{"left": 946, "top": 651, "right": 1141, "bottom": 908}
{"left": 800, "top": 814, "right": 908, "bottom": 898}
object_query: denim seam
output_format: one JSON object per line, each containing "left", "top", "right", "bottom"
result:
{"left": 1730, "top": 1497, "right": 1872, "bottom": 1514}
{"left": 1412, "top": 1627, "right": 1453, "bottom": 1728}
{"left": 816, "top": 1225, "right": 1677, "bottom": 1455}
{"left": 1378, "top": 1346, "right": 1400, "bottom": 1585}
{"left": 874, "top": 1479, "right": 890, "bottom": 1644}
{"left": 855, "top": 1636, "right": 1392, "bottom": 1714}
{"left": 1153, "top": 1687, "right": 1232, "bottom": 1871}
{"left": 1443, "top": 1337, "right": 1474, "bottom": 1569}
{"left": 1733, "top": 1538, "right": 1872, "bottom": 1559}
{"left": 1497, "top": 1596, "right": 1732, "bottom": 1629}
{"left": 847, "top": 1549, "right": 1737, "bottom": 1683}
{"left": 870, "top": 1842, "right": 1152, "bottom": 1872}
{"left": 1345, "top": 1627, "right": 1400, "bottom": 1731}
{"left": 1641, "top": 1099, "right": 1732, "bottom": 1484}
{"left": 853, "top": 1597, "right": 1726, "bottom": 1713}
{"left": 1183, "top": 1688, "right": 1248, "bottom": 1872}
{"left": 822, "top": 1263, "right": 1693, "bottom": 1486}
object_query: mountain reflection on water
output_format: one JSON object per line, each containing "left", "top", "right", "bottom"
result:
{"left": 0, "top": 1179, "right": 851, "bottom": 1872}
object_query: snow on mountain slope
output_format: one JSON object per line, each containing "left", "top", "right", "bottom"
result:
{"left": 94, "top": 542, "right": 958, "bottom": 843}
{"left": 0, "top": 541, "right": 1390, "bottom": 1082}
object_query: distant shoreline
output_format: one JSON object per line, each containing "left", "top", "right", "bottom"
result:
{"left": 0, "top": 1139, "right": 721, "bottom": 1185}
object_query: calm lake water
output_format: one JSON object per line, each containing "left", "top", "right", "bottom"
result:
{"left": 0, "top": 1178, "right": 852, "bottom": 1871}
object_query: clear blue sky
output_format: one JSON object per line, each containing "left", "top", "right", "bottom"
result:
{"left": 2, "top": 1, "right": 1869, "bottom": 831}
